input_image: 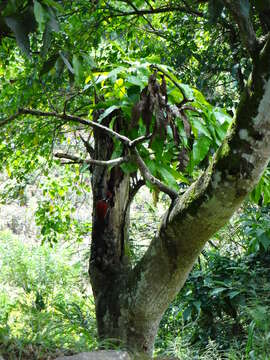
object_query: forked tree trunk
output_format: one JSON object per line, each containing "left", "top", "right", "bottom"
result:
{"left": 89, "top": 37, "right": 270, "bottom": 358}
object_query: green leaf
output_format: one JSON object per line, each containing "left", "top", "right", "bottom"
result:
{"left": 126, "top": 75, "right": 146, "bottom": 88}
{"left": 190, "top": 117, "right": 211, "bottom": 139}
{"left": 193, "top": 300, "right": 201, "bottom": 313}
{"left": 5, "top": 14, "right": 36, "bottom": 57}
{"left": 59, "top": 52, "right": 74, "bottom": 74}
{"left": 228, "top": 290, "right": 241, "bottom": 299}
{"left": 258, "top": 232, "right": 270, "bottom": 250}
{"left": 158, "top": 166, "right": 178, "bottom": 190}
{"left": 73, "top": 55, "right": 83, "bottom": 82}
{"left": 80, "top": 164, "right": 89, "bottom": 173}
{"left": 47, "top": 7, "right": 60, "bottom": 32}
{"left": 95, "top": 67, "right": 125, "bottom": 84}
{"left": 192, "top": 136, "right": 211, "bottom": 165}
{"left": 213, "top": 107, "right": 232, "bottom": 125}
{"left": 179, "top": 83, "right": 194, "bottom": 100}
{"left": 34, "top": 1, "right": 46, "bottom": 31}
{"left": 98, "top": 105, "right": 119, "bottom": 122}
{"left": 210, "top": 287, "right": 227, "bottom": 296}
{"left": 40, "top": 24, "right": 52, "bottom": 56}
{"left": 43, "top": 0, "right": 65, "bottom": 12}
{"left": 143, "top": 153, "right": 157, "bottom": 171}
{"left": 183, "top": 306, "right": 192, "bottom": 321}
{"left": 121, "top": 161, "right": 138, "bottom": 173}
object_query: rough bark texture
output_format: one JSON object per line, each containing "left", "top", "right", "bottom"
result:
{"left": 88, "top": 36, "right": 270, "bottom": 357}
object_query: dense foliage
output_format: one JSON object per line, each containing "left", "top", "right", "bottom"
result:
{"left": 1, "top": 0, "right": 270, "bottom": 359}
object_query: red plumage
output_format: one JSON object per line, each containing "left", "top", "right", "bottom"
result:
{"left": 96, "top": 199, "right": 109, "bottom": 220}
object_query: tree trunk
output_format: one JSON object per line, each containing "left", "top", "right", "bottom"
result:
{"left": 88, "top": 120, "right": 159, "bottom": 356}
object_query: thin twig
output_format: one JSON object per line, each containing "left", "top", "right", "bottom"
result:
{"left": 54, "top": 152, "right": 129, "bottom": 167}
{"left": 3, "top": 108, "right": 151, "bottom": 149}
{"left": 106, "top": 4, "right": 203, "bottom": 17}
{"left": 19, "top": 108, "right": 132, "bottom": 145}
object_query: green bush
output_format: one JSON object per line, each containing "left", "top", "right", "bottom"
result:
{"left": 0, "top": 230, "right": 97, "bottom": 359}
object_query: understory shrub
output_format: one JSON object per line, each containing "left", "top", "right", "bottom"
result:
{"left": 0, "top": 230, "right": 97, "bottom": 359}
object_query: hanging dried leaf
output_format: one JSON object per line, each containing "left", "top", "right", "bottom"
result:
{"left": 179, "top": 110, "right": 191, "bottom": 138}
{"left": 130, "top": 102, "right": 142, "bottom": 130}
{"left": 160, "top": 75, "right": 168, "bottom": 104}
{"left": 170, "top": 122, "right": 180, "bottom": 146}
{"left": 178, "top": 148, "right": 189, "bottom": 171}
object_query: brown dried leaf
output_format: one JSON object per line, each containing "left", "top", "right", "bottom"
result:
{"left": 171, "top": 122, "right": 180, "bottom": 146}
{"left": 178, "top": 148, "right": 189, "bottom": 171}
{"left": 180, "top": 110, "right": 191, "bottom": 138}
{"left": 130, "top": 102, "right": 142, "bottom": 130}
{"left": 142, "top": 107, "right": 153, "bottom": 134}
{"left": 161, "top": 75, "right": 168, "bottom": 104}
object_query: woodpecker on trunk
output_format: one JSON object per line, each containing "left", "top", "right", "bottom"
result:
{"left": 96, "top": 191, "right": 113, "bottom": 222}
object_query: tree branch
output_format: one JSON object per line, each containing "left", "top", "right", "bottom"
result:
{"left": 129, "top": 135, "right": 151, "bottom": 147}
{"left": 79, "top": 134, "right": 95, "bottom": 157}
{"left": 1, "top": 108, "right": 151, "bottom": 150}
{"left": 131, "top": 147, "right": 178, "bottom": 199}
{"left": 54, "top": 152, "right": 129, "bottom": 167}
{"left": 112, "top": 5, "right": 203, "bottom": 17}
{"left": 18, "top": 108, "right": 133, "bottom": 145}
{"left": 223, "top": 0, "right": 258, "bottom": 56}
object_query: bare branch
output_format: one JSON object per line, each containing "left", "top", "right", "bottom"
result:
{"left": 19, "top": 108, "right": 132, "bottom": 145}
{"left": 3, "top": 108, "right": 151, "bottom": 149}
{"left": 129, "top": 135, "right": 151, "bottom": 147}
{"left": 131, "top": 148, "right": 178, "bottom": 199}
{"left": 79, "top": 134, "right": 95, "bottom": 157}
{"left": 108, "top": 3, "right": 203, "bottom": 17}
{"left": 54, "top": 152, "right": 129, "bottom": 167}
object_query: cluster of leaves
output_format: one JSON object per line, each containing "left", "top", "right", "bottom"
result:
{"left": 250, "top": 166, "right": 270, "bottom": 206}
{"left": 1, "top": 52, "right": 233, "bottom": 239}
{"left": 84, "top": 61, "right": 232, "bottom": 189}
{"left": 0, "top": 0, "right": 61, "bottom": 58}
{"left": 236, "top": 204, "right": 270, "bottom": 254}
{"left": 34, "top": 165, "right": 92, "bottom": 245}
